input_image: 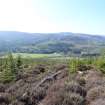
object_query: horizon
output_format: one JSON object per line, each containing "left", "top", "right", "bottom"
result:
{"left": 0, "top": 30, "right": 105, "bottom": 36}
{"left": 0, "top": 0, "right": 105, "bottom": 35}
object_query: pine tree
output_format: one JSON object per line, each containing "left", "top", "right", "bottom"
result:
{"left": 0, "top": 58, "right": 3, "bottom": 72}
{"left": 4, "top": 58, "right": 8, "bottom": 70}
{"left": 0, "top": 53, "right": 16, "bottom": 83}
{"left": 16, "top": 54, "right": 22, "bottom": 70}
{"left": 7, "top": 53, "right": 16, "bottom": 74}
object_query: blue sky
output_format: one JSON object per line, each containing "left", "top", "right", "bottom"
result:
{"left": 0, "top": 0, "right": 105, "bottom": 35}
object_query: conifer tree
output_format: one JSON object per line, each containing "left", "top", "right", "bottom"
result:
{"left": 7, "top": 53, "right": 16, "bottom": 74}
{"left": 16, "top": 54, "right": 22, "bottom": 70}
{"left": 0, "top": 58, "right": 3, "bottom": 72}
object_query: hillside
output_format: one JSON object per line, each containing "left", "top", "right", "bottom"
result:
{"left": 0, "top": 49, "right": 105, "bottom": 105}
{"left": 0, "top": 31, "right": 105, "bottom": 55}
{"left": 1, "top": 63, "right": 105, "bottom": 105}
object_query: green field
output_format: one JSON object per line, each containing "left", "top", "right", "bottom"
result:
{"left": 12, "top": 53, "right": 62, "bottom": 59}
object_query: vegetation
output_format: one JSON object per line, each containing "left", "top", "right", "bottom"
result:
{"left": 0, "top": 53, "right": 23, "bottom": 83}
{"left": 68, "top": 55, "right": 105, "bottom": 74}
{"left": 1, "top": 52, "right": 105, "bottom": 105}
{"left": 1, "top": 51, "right": 105, "bottom": 83}
{"left": 0, "top": 31, "right": 104, "bottom": 56}
{"left": 12, "top": 53, "right": 62, "bottom": 58}
{"left": 1, "top": 31, "right": 105, "bottom": 105}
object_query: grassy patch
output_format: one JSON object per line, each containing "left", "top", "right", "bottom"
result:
{"left": 12, "top": 53, "right": 62, "bottom": 59}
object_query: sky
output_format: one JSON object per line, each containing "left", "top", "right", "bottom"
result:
{"left": 0, "top": 0, "right": 105, "bottom": 35}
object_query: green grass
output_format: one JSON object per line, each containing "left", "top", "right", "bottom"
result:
{"left": 68, "top": 56, "right": 105, "bottom": 74}
{"left": 12, "top": 53, "right": 62, "bottom": 59}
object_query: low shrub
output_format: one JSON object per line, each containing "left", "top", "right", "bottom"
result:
{"left": 76, "top": 77, "right": 86, "bottom": 86}
{"left": 0, "top": 83, "right": 5, "bottom": 92}
{"left": 41, "top": 91, "right": 85, "bottom": 105}
{"left": 0, "top": 93, "right": 12, "bottom": 105}
{"left": 85, "top": 70, "right": 104, "bottom": 90}
{"left": 89, "top": 98, "right": 105, "bottom": 105}
{"left": 86, "top": 86, "right": 105, "bottom": 103}
{"left": 40, "top": 80, "right": 86, "bottom": 105}
{"left": 65, "top": 81, "right": 87, "bottom": 97}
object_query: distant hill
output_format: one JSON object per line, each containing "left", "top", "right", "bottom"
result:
{"left": 0, "top": 31, "right": 105, "bottom": 55}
